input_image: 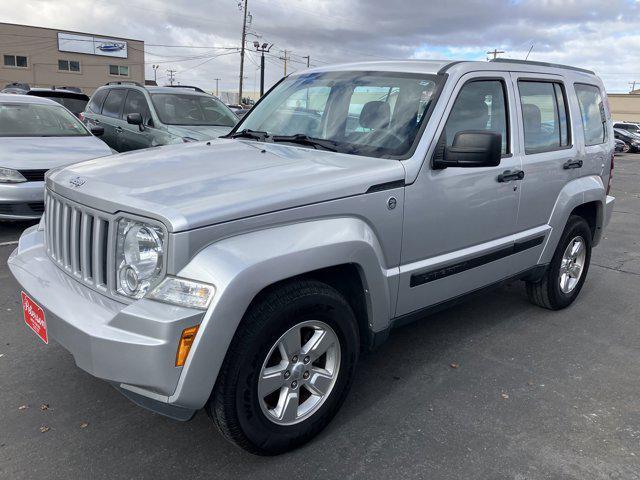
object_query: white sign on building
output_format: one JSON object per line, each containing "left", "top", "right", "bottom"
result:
{"left": 57, "top": 32, "right": 128, "bottom": 58}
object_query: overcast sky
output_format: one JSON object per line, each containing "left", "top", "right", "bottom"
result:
{"left": 4, "top": 0, "right": 639, "bottom": 94}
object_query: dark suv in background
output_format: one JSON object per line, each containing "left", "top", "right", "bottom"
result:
{"left": 82, "top": 82, "right": 238, "bottom": 152}
{"left": 1, "top": 83, "right": 89, "bottom": 118}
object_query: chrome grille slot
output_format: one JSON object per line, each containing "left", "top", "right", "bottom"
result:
{"left": 44, "top": 190, "right": 112, "bottom": 294}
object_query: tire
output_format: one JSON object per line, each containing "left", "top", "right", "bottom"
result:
{"left": 623, "top": 142, "right": 631, "bottom": 153}
{"left": 207, "top": 279, "right": 359, "bottom": 455}
{"left": 526, "top": 215, "right": 592, "bottom": 310}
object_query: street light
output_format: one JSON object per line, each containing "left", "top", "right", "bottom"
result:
{"left": 254, "top": 41, "right": 273, "bottom": 97}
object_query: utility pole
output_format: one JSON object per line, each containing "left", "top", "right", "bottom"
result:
{"left": 166, "top": 69, "right": 177, "bottom": 86}
{"left": 303, "top": 55, "right": 310, "bottom": 68}
{"left": 630, "top": 81, "right": 638, "bottom": 93}
{"left": 486, "top": 49, "right": 505, "bottom": 60}
{"left": 238, "top": 0, "right": 249, "bottom": 105}
{"left": 279, "top": 49, "right": 291, "bottom": 76}
{"left": 214, "top": 78, "right": 220, "bottom": 97}
{"left": 254, "top": 41, "right": 273, "bottom": 97}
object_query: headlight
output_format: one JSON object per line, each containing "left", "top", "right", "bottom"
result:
{"left": 147, "top": 277, "right": 216, "bottom": 309}
{"left": 0, "top": 167, "right": 26, "bottom": 183}
{"left": 116, "top": 218, "right": 165, "bottom": 299}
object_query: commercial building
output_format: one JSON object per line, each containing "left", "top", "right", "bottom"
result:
{"left": 0, "top": 22, "right": 144, "bottom": 95}
{"left": 608, "top": 93, "right": 640, "bottom": 123}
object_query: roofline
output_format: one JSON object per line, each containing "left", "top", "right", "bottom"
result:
{"left": 489, "top": 58, "right": 595, "bottom": 75}
{"left": 438, "top": 58, "right": 595, "bottom": 76}
{"left": 0, "top": 21, "right": 144, "bottom": 43}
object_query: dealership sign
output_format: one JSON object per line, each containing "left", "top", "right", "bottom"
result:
{"left": 58, "top": 32, "right": 128, "bottom": 58}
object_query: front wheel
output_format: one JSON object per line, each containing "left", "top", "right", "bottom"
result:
{"left": 208, "top": 279, "right": 359, "bottom": 455}
{"left": 526, "top": 215, "right": 592, "bottom": 310}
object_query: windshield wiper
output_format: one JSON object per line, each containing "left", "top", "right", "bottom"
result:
{"left": 271, "top": 134, "right": 339, "bottom": 152}
{"left": 229, "top": 129, "right": 269, "bottom": 141}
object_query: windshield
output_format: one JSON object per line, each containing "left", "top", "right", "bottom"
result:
{"left": 237, "top": 71, "right": 441, "bottom": 158}
{"left": 0, "top": 102, "right": 90, "bottom": 137}
{"left": 150, "top": 93, "right": 237, "bottom": 127}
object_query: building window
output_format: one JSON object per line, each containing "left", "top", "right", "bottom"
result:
{"left": 3, "top": 55, "right": 28, "bottom": 68}
{"left": 109, "top": 65, "right": 129, "bottom": 76}
{"left": 58, "top": 59, "right": 80, "bottom": 72}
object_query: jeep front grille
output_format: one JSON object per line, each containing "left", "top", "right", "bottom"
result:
{"left": 45, "top": 190, "right": 113, "bottom": 293}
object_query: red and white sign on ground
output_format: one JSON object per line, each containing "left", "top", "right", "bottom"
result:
{"left": 21, "top": 291, "right": 48, "bottom": 344}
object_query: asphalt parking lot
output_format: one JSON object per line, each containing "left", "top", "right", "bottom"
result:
{"left": 1, "top": 154, "right": 639, "bottom": 480}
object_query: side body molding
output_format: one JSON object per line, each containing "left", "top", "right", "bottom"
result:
{"left": 540, "top": 175, "right": 606, "bottom": 264}
{"left": 168, "top": 217, "right": 393, "bottom": 409}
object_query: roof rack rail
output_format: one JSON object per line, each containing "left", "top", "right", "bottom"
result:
{"left": 489, "top": 58, "right": 595, "bottom": 75}
{"left": 3, "top": 82, "right": 30, "bottom": 91}
{"left": 162, "top": 85, "right": 207, "bottom": 93}
{"left": 105, "top": 81, "right": 145, "bottom": 87}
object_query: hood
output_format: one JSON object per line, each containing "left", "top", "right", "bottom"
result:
{"left": 48, "top": 139, "right": 405, "bottom": 232}
{"left": 0, "top": 135, "right": 112, "bottom": 170}
{"left": 167, "top": 124, "right": 233, "bottom": 140}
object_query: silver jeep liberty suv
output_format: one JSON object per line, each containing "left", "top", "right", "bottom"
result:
{"left": 9, "top": 59, "right": 615, "bottom": 455}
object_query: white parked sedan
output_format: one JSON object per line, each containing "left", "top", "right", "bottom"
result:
{"left": 0, "top": 94, "right": 112, "bottom": 220}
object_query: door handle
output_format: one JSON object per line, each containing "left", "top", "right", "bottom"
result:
{"left": 497, "top": 169, "right": 525, "bottom": 182}
{"left": 563, "top": 159, "right": 583, "bottom": 169}
{"left": 115, "top": 126, "right": 123, "bottom": 134}
{"left": 93, "top": 119, "right": 100, "bottom": 124}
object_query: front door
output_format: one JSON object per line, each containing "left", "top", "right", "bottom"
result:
{"left": 396, "top": 72, "right": 523, "bottom": 317}
{"left": 118, "top": 89, "right": 156, "bottom": 152}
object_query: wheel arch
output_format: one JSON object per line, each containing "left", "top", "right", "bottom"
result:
{"left": 540, "top": 175, "right": 606, "bottom": 264}
{"left": 168, "top": 217, "right": 393, "bottom": 409}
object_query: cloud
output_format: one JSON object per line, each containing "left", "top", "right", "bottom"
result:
{"left": 3, "top": 0, "right": 638, "bottom": 93}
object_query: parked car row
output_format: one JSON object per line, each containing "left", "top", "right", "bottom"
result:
{"left": 1, "top": 82, "right": 242, "bottom": 220}
{"left": 613, "top": 121, "right": 640, "bottom": 153}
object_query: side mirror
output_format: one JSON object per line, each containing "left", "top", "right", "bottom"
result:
{"left": 126, "top": 113, "right": 144, "bottom": 131}
{"left": 433, "top": 131, "right": 502, "bottom": 169}
{"left": 90, "top": 125, "right": 104, "bottom": 137}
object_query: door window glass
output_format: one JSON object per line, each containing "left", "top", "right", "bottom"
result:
{"left": 101, "top": 89, "right": 126, "bottom": 118}
{"left": 518, "top": 81, "right": 570, "bottom": 153}
{"left": 575, "top": 84, "right": 606, "bottom": 146}
{"left": 123, "top": 90, "right": 152, "bottom": 124}
{"left": 443, "top": 80, "right": 508, "bottom": 154}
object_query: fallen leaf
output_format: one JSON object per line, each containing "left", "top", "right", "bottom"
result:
{"left": 18, "top": 405, "right": 28, "bottom": 411}
{"left": 40, "top": 404, "right": 49, "bottom": 411}
{"left": 501, "top": 393, "right": 509, "bottom": 400}
{"left": 79, "top": 422, "right": 89, "bottom": 429}
{"left": 527, "top": 380, "right": 534, "bottom": 386}
{"left": 450, "top": 363, "right": 460, "bottom": 369}
{"left": 39, "top": 425, "right": 50, "bottom": 433}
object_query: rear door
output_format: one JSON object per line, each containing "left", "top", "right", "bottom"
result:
{"left": 98, "top": 88, "right": 127, "bottom": 151}
{"left": 510, "top": 73, "right": 575, "bottom": 250}
{"left": 119, "top": 89, "right": 156, "bottom": 151}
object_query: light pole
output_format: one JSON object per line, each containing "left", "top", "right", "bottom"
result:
{"left": 152, "top": 64, "right": 159, "bottom": 83}
{"left": 254, "top": 41, "right": 272, "bottom": 97}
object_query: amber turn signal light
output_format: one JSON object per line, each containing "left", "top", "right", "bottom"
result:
{"left": 175, "top": 325, "right": 200, "bottom": 367}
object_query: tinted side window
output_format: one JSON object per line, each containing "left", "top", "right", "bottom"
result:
{"left": 518, "top": 81, "right": 570, "bottom": 154}
{"left": 575, "top": 84, "right": 606, "bottom": 146}
{"left": 101, "top": 89, "right": 126, "bottom": 119}
{"left": 87, "top": 89, "right": 108, "bottom": 114}
{"left": 444, "top": 80, "right": 508, "bottom": 155}
{"left": 123, "top": 90, "right": 151, "bottom": 124}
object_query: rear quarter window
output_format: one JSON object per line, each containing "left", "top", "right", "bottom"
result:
{"left": 575, "top": 84, "right": 607, "bottom": 146}
{"left": 87, "top": 89, "right": 108, "bottom": 114}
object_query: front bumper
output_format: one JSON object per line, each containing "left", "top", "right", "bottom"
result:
{"left": 8, "top": 226, "right": 205, "bottom": 417}
{"left": 0, "top": 181, "right": 45, "bottom": 220}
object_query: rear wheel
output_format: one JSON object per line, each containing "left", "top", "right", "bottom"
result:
{"left": 208, "top": 279, "right": 359, "bottom": 455}
{"left": 526, "top": 215, "right": 592, "bottom": 310}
